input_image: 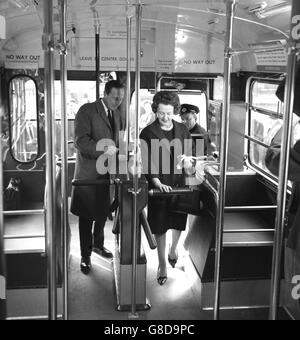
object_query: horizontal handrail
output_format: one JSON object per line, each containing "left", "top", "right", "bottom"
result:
{"left": 245, "top": 135, "right": 270, "bottom": 149}
{"left": 224, "top": 229, "right": 275, "bottom": 233}
{"left": 4, "top": 209, "right": 45, "bottom": 216}
{"left": 224, "top": 206, "right": 277, "bottom": 211}
{"left": 4, "top": 234, "right": 45, "bottom": 240}
{"left": 148, "top": 188, "right": 193, "bottom": 196}
{"left": 203, "top": 164, "right": 220, "bottom": 188}
{"left": 223, "top": 241, "right": 273, "bottom": 246}
{"left": 72, "top": 179, "right": 112, "bottom": 187}
{"left": 6, "top": 314, "right": 63, "bottom": 321}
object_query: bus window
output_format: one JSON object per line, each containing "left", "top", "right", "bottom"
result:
{"left": 54, "top": 80, "right": 96, "bottom": 158}
{"left": 248, "top": 79, "right": 300, "bottom": 179}
{"left": 8, "top": 75, "right": 39, "bottom": 163}
{"left": 251, "top": 81, "right": 283, "bottom": 113}
{"left": 130, "top": 89, "right": 156, "bottom": 133}
{"left": 213, "top": 76, "right": 224, "bottom": 101}
{"left": 54, "top": 80, "right": 96, "bottom": 119}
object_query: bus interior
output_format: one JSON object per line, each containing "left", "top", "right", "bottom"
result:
{"left": 0, "top": 0, "right": 300, "bottom": 321}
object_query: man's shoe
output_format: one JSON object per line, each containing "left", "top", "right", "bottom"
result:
{"left": 80, "top": 256, "right": 91, "bottom": 274}
{"left": 93, "top": 246, "right": 113, "bottom": 259}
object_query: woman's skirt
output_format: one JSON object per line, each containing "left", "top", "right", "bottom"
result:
{"left": 147, "top": 196, "right": 187, "bottom": 235}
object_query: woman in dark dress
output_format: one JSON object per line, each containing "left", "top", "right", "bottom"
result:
{"left": 140, "top": 91, "right": 193, "bottom": 285}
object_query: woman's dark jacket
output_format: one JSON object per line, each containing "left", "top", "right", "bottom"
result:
{"left": 140, "top": 119, "right": 193, "bottom": 188}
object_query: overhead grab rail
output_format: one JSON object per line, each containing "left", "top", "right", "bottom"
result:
{"left": 145, "top": 4, "right": 289, "bottom": 39}
{"left": 232, "top": 46, "right": 286, "bottom": 56}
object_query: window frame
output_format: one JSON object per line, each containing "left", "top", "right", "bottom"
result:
{"left": 7, "top": 74, "right": 40, "bottom": 164}
{"left": 245, "top": 76, "right": 283, "bottom": 184}
{"left": 157, "top": 76, "right": 211, "bottom": 130}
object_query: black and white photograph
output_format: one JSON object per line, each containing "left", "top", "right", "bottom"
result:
{"left": 0, "top": 0, "right": 300, "bottom": 324}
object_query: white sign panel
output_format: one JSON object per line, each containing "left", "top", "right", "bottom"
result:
{"left": 1, "top": 31, "right": 44, "bottom": 69}
{"left": 4, "top": 53, "right": 41, "bottom": 69}
{"left": 71, "top": 37, "right": 155, "bottom": 71}
{"left": 175, "top": 33, "right": 224, "bottom": 73}
{"left": 155, "top": 24, "right": 175, "bottom": 72}
{"left": 0, "top": 15, "right": 5, "bottom": 39}
{"left": 249, "top": 41, "right": 287, "bottom": 72}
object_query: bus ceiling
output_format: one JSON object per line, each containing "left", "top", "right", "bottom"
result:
{"left": 0, "top": 0, "right": 293, "bottom": 73}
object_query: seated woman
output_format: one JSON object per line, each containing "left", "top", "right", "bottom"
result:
{"left": 180, "top": 103, "right": 216, "bottom": 156}
{"left": 140, "top": 91, "right": 193, "bottom": 285}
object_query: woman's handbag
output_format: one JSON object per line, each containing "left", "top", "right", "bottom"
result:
{"left": 168, "top": 189, "right": 203, "bottom": 215}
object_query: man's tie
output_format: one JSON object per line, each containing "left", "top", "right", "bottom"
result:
{"left": 108, "top": 109, "right": 114, "bottom": 132}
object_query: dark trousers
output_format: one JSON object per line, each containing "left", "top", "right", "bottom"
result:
{"left": 79, "top": 216, "right": 106, "bottom": 258}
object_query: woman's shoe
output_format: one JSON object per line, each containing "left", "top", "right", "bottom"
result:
{"left": 168, "top": 249, "right": 178, "bottom": 268}
{"left": 157, "top": 267, "right": 167, "bottom": 286}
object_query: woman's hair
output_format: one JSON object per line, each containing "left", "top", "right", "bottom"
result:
{"left": 151, "top": 91, "right": 180, "bottom": 115}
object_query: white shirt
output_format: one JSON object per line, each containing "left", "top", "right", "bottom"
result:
{"left": 101, "top": 99, "right": 110, "bottom": 117}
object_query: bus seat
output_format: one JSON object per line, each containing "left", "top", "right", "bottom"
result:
{"left": 4, "top": 167, "right": 70, "bottom": 288}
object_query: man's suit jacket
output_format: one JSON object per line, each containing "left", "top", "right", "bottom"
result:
{"left": 71, "top": 99, "right": 123, "bottom": 221}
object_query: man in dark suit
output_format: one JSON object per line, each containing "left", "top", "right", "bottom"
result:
{"left": 71, "top": 80, "right": 125, "bottom": 274}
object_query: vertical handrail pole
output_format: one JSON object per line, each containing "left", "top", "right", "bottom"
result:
{"left": 129, "top": 1, "right": 142, "bottom": 319}
{"left": 269, "top": 0, "right": 300, "bottom": 320}
{"left": 95, "top": 24, "right": 101, "bottom": 100}
{"left": 59, "top": 0, "right": 69, "bottom": 321}
{"left": 126, "top": 11, "right": 133, "bottom": 180}
{"left": 43, "top": 0, "right": 57, "bottom": 320}
{"left": 213, "top": 0, "right": 236, "bottom": 321}
{"left": 0, "top": 102, "right": 6, "bottom": 320}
